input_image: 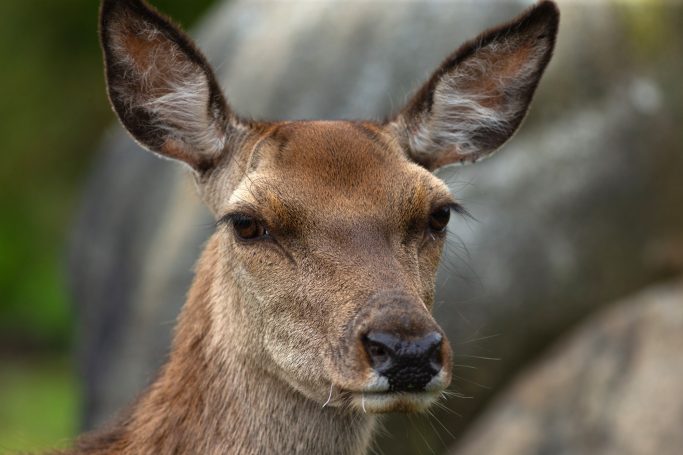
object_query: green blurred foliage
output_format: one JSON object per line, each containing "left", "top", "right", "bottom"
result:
{"left": 0, "top": 0, "right": 216, "bottom": 351}
{"left": 0, "top": 357, "right": 78, "bottom": 453}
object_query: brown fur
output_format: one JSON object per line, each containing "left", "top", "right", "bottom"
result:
{"left": 56, "top": 1, "right": 558, "bottom": 453}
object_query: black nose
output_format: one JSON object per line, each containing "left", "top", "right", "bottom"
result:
{"left": 363, "top": 331, "right": 443, "bottom": 392}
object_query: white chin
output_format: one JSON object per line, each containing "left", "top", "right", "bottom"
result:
{"left": 351, "top": 391, "right": 441, "bottom": 414}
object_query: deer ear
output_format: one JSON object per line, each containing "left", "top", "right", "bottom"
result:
{"left": 389, "top": 1, "right": 559, "bottom": 171}
{"left": 100, "top": 0, "right": 237, "bottom": 172}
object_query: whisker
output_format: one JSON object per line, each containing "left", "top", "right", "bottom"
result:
{"left": 429, "top": 406, "right": 457, "bottom": 440}
{"left": 454, "top": 354, "right": 501, "bottom": 361}
{"left": 452, "top": 364, "right": 477, "bottom": 370}
{"left": 322, "top": 383, "right": 334, "bottom": 408}
{"left": 424, "top": 411, "right": 448, "bottom": 449}
{"left": 452, "top": 374, "right": 491, "bottom": 390}
{"left": 441, "top": 389, "right": 473, "bottom": 399}
{"left": 409, "top": 414, "right": 435, "bottom": 454}
{"left": 458, "top": 333, "right": 501, "bottom": 345}
{"left": 432, "top": 397, "right": 462, "bottom": 417}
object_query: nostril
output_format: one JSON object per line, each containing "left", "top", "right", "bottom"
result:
{"left": 412, "top": 331, "right": 443, "bottom": 372}
{"left": 368, "top": 343, "right": 388, "bottom": 363}
{"left": 429, "top": 342, "right": 443, "bottom": 371}
{"left": 362, "top": 332, "right": 397, "bottom": 372}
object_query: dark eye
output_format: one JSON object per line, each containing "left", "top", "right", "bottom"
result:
{"left": 232, "top": 214, "right": 269, "bottom": 240}
{"left": 428, "top": 206, "right": 451, "bottom": 233}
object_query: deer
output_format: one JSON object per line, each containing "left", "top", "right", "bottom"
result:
{"left": 59, "top": 0, "right": 558, "bottom": 453}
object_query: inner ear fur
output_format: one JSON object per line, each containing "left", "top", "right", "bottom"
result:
{"left": 390, "top": 0, "right": 560, "bottom": 171}
{"left": 100, "top": 0, "right": 237, "bottom": 172}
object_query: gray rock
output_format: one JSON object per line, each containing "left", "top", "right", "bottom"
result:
{"left": 70, "top": 2, "right": 683, "bottom": 453}
{"left": 452, "top": 280, "right": 683, "bottom": 455}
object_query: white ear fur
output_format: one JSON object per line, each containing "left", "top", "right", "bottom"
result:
{"left": 137, "top": 61, "right": 227, "bottom": 158}
{"left": 391, "top": 1, "right": 559, "bottom": 170}
{"left": 101, "top": 0, "right": 234, "bottom": 171}
{"left": 405, "top": 45, "right": 544, "bottom": 162}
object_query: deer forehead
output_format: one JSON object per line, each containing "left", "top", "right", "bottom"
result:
{"left": 225, "top": 121, "right": 453, "bottom": 226}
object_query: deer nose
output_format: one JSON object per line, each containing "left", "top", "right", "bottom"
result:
{"left": 362, "top": 331, "right": 443, "bottom": 392}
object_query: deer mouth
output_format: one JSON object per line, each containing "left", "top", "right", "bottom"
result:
{"left": 341, "top": 369, "right": 450, "bottom": 413}
{"left": 349, "top": 390, "right": 444, "bottom": 413}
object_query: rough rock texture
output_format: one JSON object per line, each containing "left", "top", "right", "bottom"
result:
{"left": 70, "top": 1, "right": 683, "bottom": 453}
{"left": 451, "top": 279, "right": 683, "bottom": 455}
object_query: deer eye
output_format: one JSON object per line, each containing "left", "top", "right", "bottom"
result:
{"left": 428, "top": 206, "right": 451, "bottom": 233}
{"left": 231, "top": 214, "right": 269, "bottom": 240}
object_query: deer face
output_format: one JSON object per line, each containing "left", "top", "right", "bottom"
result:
{"left": 100, "top": 0, "right": 558, "bottom": 413}
{"left": 204, "top": 121, "right": 456, "bottom": 412}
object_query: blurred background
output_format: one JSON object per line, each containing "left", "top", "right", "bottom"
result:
{"left": 0, "top": 1, "right": 213, "bottom": 451}
{"left": 1, "top": 1, "right": 682, "bottom": 454}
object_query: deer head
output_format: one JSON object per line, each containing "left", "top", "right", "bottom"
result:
{"left": 100, "top": 0, "right": 558, "bottom": 414}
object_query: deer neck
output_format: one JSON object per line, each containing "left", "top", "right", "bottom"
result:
{"left": 122, "top": 235, "right": 376, "bottom": 454}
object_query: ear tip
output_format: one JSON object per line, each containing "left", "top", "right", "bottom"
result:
{"left": 527, "top": 1, "right": 561, "bottom": 31}
{"left": 100, "top": 0, "right": 134, "bottom": 16}
{"left": 100, "top": 0, "right": 151, "bottom": 27}
{"left": 101, "top": 0, "right": 145, "bottom": 9}
{"left": 534, "top": 0, "right": 560, "bottom": 15}
{"left": 99, "top": 0, "right": 130, "bottom": 30}
{"left": 537, "top": 0, "right": 560, "bottom": 12}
